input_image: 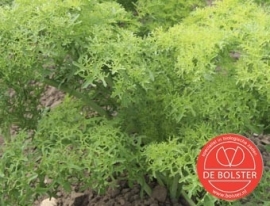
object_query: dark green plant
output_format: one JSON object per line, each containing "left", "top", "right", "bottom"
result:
{"left": 0, "top": 0, "right": 13, "bottom": 6}
{"left": 252, "top": 0, "right": 270, "bottom": 6}
{"left": 134, "top": 0, "right": 206, "bottom": 35}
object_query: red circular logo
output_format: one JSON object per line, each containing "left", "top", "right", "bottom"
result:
{"left": 197, "top": 133, "right": 264, "bottom": 201}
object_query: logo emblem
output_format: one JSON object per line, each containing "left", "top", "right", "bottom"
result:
{"left": 197, "top": 133, "right": 264, "bottom": 201}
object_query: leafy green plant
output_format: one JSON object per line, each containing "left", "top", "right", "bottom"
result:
{"left": 101, "top": 0, "right": 138, "bottom": 11}
{"left": 0, "top": 0, "right": 13, "bottom": 6}
{"left": 0, "top": 131, "right": 38, "bottom": 206}
{"left": 0, "top": 0, "right": 140, "bottom": 134}
{"left": 252, "top": 0, "right": 270, "bottom": 6}
{"left": 1, "top": 0, "right": 270, "bottom": 205}
{"left": 246, "top": 170, "right": 270, "bottom": 204}
{"left": 134, "top": 0, "right": 205, "bottom": 35}
{"left": 0, "top": 97, "right": 148, "bottom": 205}
{"left": 143, "top": 124, "right": 216, "bottom": 205}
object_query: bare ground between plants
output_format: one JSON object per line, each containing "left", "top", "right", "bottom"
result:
{"left": 52, "top": 181, "right": 187, "bottom": 206}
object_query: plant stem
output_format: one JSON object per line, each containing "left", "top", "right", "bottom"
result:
{"left": 181, "top": 190, "right": 197, "bottom": 206}
{"left": 138, "top": 176, "right": 152, "bottom": 197}
{"left": 43, "top": 78, "right": 109, "bottom": 117}
{"left": 170, "top": 174, "right": 180, "bottom": 200}
{"left": 155, "top": 172, "right": 166, "bottom": 186}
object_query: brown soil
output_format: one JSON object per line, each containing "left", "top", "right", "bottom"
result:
{"left": 55, "top": 181, "right": 186, "bottom": 206}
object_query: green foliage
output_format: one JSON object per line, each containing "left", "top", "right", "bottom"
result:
{"left": 149, "top": 0, "right": 270, "bottom": 134}
{"left": 101, "top": 0, "right": 137, "bottom": 11}
{"left": 0, "top": 0, "right": 139, "bottom": 133}
{"left": 36, "top": 97, "right": 145, "bottom": 192}
{"left": 143, "top": 128, "right": 212, "bottom": 201}
{"left": 135, "top": 0, "right": 205, "bottom": 35}
{"left": 242, "top": 170, "right": 270, "bottom": 205}
{"left": 0, "top": 97, "right": 146, "bottom": 205}
{"left": 0, "top": 131, "right": 37, "bottom": 206}
{"left": 252, "top": 0, "right": 270, "bottom": 6}
{"left": 0, "top": 0, "right": 13, "bottom": 6}
{"left": 1, "top": 0, "right": 270, "bottom": 205}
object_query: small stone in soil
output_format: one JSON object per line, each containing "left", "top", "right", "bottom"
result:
{"left": 118, "top": 197, "right": 126, "bottom": 205}
{"left": 40, "top": 198, "right": 57, "bottom": 206}
{"left": 151, "top": 185, "right": 167, "bottom": 202}
{"left": 144, "top": 198, "right": 157, "bottom": 205}
{"left": 122, "top": 188, "right": 130, "bottom": 193}
{"left": 109, "top": 188, "right": 121, "bottom": 198}
{"left": 130, "top": 194, "right": 140, "bottom": 201}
